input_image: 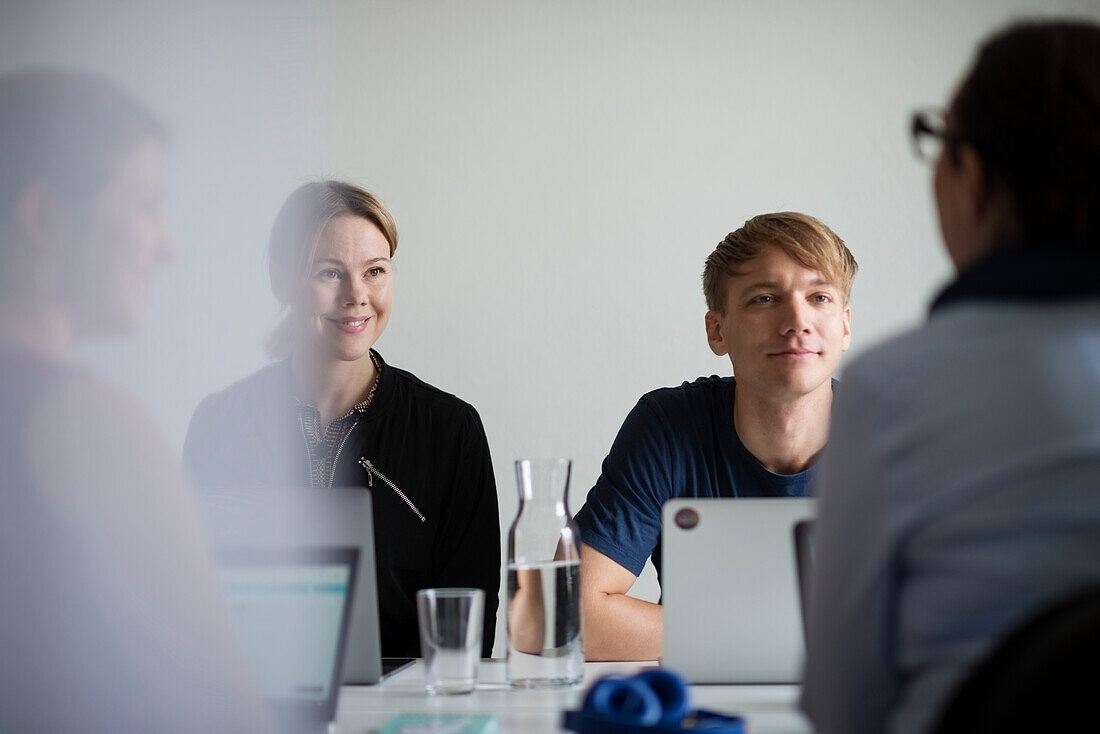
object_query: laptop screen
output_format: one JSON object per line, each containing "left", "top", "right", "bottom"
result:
{"left": 218, "top": 546, "right": 358, "bottom": 718}
{"left": 197, "top": 486, "right": 382, "bottom": 685}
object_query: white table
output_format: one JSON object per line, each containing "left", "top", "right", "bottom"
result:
{"left": 336, "top": 660, "right": 812, "bottom": 733}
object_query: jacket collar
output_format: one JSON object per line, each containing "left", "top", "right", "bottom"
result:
{"left": 930, "top": 246, "right": 1100, "bottom": 315}
{"left": 280, "top": 348, "right": 395, "bottom": 413}
{"left": 370, "top": 349, "right": 395, "bottom": 412}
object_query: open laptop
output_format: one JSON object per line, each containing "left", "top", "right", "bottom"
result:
{"left": 661, "top": 497, "right": 815, "bottom": 683}
{"left": 197, "top": 485, "right": 384, "bottom": 685}
{"left": 219, "top": 545, "right": 358, "bottom": 733}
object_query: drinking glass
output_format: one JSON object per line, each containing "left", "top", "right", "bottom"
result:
{"left": 416, "top": 588, "right": 484, "bottom": 695}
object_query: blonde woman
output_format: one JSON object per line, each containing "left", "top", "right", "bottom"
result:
{"left": 184, "top": 180, "right": 500, "bottom": 658}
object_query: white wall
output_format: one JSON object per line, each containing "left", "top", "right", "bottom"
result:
{"left": 4, "top": 0, "right": 1098, "bottom": 657}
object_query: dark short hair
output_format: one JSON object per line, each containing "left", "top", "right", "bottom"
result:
{"left": 0, "top": 69, "right": 166, "bottom": 242}
{"left": 952, "top": 19, "right": 1100, "bottom": 250}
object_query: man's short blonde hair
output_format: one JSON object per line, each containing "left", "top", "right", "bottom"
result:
{"left": 702, "top": 212, "right": 858, "bottom": 313}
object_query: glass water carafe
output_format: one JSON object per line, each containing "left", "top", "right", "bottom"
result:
{"left": 505, "top": 458, "right": 584, "bottom": 688}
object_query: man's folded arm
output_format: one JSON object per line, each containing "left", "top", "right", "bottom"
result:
{"left": 580, "top": 541, "right": 662, "bottom": 661}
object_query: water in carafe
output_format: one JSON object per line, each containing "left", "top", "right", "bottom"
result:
{"left": 506, "top": 458, "right": 584, "bottom": 688}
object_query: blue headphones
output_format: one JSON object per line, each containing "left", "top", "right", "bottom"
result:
{"left": 562, "top": 669, "right": 744, "bottom": 734}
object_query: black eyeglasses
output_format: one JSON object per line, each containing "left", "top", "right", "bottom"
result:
{"left": 910, "top": 109, "right": 961, "bottom": 162}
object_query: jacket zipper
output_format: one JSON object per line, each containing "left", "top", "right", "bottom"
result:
{"left": 359, "top": 458, "right": 427, "bottom": 523}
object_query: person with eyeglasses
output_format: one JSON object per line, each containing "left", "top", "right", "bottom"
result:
{"left": 802, "top": 19, "right": 1100, "bottom": 734}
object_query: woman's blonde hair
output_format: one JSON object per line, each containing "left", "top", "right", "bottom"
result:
{"left": 265, "top": 180, "right": 398, "bottom": 359}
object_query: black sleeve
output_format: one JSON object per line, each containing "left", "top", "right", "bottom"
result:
{"left": 431, "top": 405, "right": 501, "bottom": 657}
{"left": 181, "top": 380, "right": 304, "bottom": 490}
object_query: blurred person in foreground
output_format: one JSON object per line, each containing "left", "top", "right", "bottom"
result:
{"left": 802, "top": 19, "right": 1100, "bottom": 734}
{"left": 0, "top": 70, "right": 270, "bottom": 731}
{"left": 183, "top": 180, "right": 500, "bottom": 657}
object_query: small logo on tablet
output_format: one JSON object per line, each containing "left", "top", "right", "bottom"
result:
{"left": 673, "top": 508, "right": 699, "bottom": 530}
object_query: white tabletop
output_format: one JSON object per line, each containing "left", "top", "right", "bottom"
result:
{"left": 335, "top": 660, "right": 812, "bottom": 734}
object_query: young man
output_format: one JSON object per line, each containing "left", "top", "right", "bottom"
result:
{"left": 574, "top": 211, "right": 857, "bottom": 661}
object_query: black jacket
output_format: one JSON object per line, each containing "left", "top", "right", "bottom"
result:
{"left": 183, "top": 351, "right": 500, "bottom": 657}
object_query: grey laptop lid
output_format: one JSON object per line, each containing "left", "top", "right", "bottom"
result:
{"left": 661, "top": 497, "right": 815, "bottom": 683}
{"left": 219, "top": 545, "right": 358, "bottom": 733}
{"left": 197, "top": 485, "right": 383, "bottom": 685}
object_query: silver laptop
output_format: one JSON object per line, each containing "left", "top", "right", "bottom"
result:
{"left": 197, "top": 485, "right": 383, "bottom": 685}
{"left": 661, "top": 497, "right": 815, "bottom": 683}
{"left": 219, "top": 545, "right": 358, "bottom": 734}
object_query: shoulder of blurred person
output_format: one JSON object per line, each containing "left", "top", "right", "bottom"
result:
{"left": 0, "top": 330, "right": 185, "bottom": 542}
{"left": 1, "top": 347, "right": 274, "bottom": 732}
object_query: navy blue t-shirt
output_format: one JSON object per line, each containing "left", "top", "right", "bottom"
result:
{"left": 573, "top": 376, "right": 813, "bottom": 588}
